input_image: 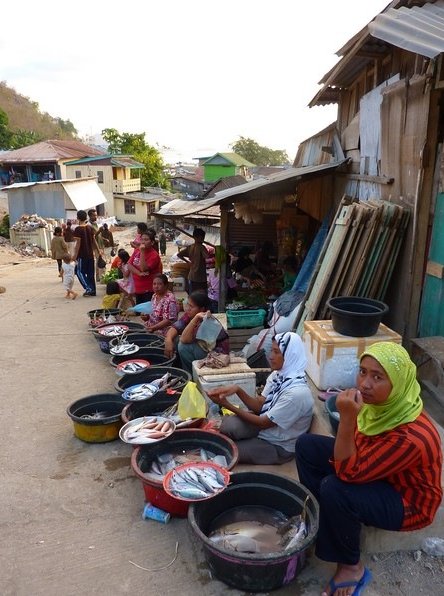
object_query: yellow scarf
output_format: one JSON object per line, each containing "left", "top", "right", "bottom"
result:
{"left": 357, "top": 342, "right": 423, "bottom": 436}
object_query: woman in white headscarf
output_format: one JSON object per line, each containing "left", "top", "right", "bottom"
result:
{"left": 207, "top": 332, "right": 314, "bottom": 464}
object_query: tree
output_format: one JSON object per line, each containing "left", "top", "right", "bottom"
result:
{"left": 102, "top": 128, "right": 169, "bottom": 188}
{"left": 230, "top": 136, "right": 290, "bottom": 166}
{"left": 0, "top": 108, "right": 11, "bottom": 149}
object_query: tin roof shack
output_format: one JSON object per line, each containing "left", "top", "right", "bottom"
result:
{"left": 156, "top": 161, "right": 348, "bottom": 309}
{"left": 64, "top": 154, "right": 145, "bottom": 219}
{"left": 309, "top": 0, "right": 444, "bottom": 340}
{"left": 4, "top": 178, "right": 107, "bottom": 226}
{"left": 0, "top": 140, "right": 104, "bottom": 185}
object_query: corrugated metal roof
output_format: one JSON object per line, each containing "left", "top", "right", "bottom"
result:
{"left": 294, "top": 123, "right": 345, "bottom": 167}
{"left": 156, "top": 160, "right": 348, "bottom": 218}
{"left": 0, "top": 140, "right": 104, "bottom": 163}
{"left": 369, "top": 0, "right": 444, "bottom": 58}
{"left": 2, "top": 178, "right": 107, "bottom": 210}
{"left": 64, "top": 154, "right": 144, "bottom": 168}
{"left": 203, "top": 152, "right": 256, "bottom": 167}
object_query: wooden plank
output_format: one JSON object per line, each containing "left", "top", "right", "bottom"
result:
{"left": 296, "top": 203, "right": 356, "bottom": 334}
{"left": 378, "top": 209, "right": 410, "bottom": 300}
{"left": 339, "top": 173, "right": 394, "bottom": 185}
{"left": 426, "top": 261, "right": 444, "bottom": 279}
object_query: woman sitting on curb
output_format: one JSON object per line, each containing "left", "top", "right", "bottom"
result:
{"left": 207, "top": 332, "right": 313, "bottom": 465}
{"left": 164, "top": 291, "right": 229, "bottom": 374}
{"left": 295, "top": 342, "right": 443, "bottom": 596}
{"left": 142, "top": 274, "right": 178, "bottom": 337}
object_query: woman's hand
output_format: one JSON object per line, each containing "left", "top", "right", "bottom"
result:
{"left": 192, "top": 311, "right": 207, "bottom": 323}
{"left": 207, "top": 385, "right": 239, "bottom": 402}
{"left": 164, "top": 340, "right": 175, "bottom": 359}
{"left": 336, "top": 389, "right": 363, "bottom": 422}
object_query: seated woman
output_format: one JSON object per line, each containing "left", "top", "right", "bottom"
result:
{"left": 164, "top": 291, "right": 229, "bottom": 374}
{"left": 207, "top": 332, "right": 313, "bottom": 465}
{"left": 295, "top": 342, "right": 443, "bottom": 596}
{"left": 142, "top": 274, "right": 178, "bottom": 336}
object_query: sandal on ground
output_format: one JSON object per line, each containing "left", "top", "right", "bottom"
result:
{"left": 318, "top": 387, "right": 342, "bottom": 402}
{"left": 327, "top": 567, "right": 372, "bottom": 595}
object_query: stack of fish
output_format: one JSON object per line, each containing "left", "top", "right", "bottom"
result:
{"left": 149, "top": 448, "right": 228, "bottom": 478}
{"left": 118, "top": 361, "right": 149, "bottom": 374}
{"left": 167, "top": 465, "right": 227, "bottom": 501}
{"left": 122, "top": 416, "right": 175, "bottom": 444}
{"left": 98, "top": 325, "right": 128, "bottom": 337}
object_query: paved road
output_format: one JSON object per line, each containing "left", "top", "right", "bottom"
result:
{"left": 0, "top": 258, "right": 331, "bottom": 596}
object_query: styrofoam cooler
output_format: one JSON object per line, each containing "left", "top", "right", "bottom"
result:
{"left": 303, "top": 320, "right": 402, "bottom": 390}
{"left": 192, "top": 361, "right": 256, "bottom": 410}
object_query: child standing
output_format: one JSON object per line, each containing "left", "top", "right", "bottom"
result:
{"left": 102, "top": 281, "right": 121, "bottom": 309}
{"left": 51, "top": 227, "right": 68, "bottom": 278}
{"left": 61, "top": 253, "right": 78, "bottom": 300}
{"left": 116, "top": 250, "right": 135, "bottom": 307}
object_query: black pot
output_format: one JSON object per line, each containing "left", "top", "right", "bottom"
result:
{"left": 66, "top": 393, "right": 127, "bottom": 443}
{"left": 121, "top": 394, "right": 180, "bottom": 424}
{"left": 110, "top": 348, "right": 176, "bottom": 371}
{"left": 188, "top": 471, "right": 319, "bottom": 592}
{"left": 327, "top": 296, "right": 389, "bottom": 337}
{"left": 114, "top": 365, "right": 190, "bottom": 393}
{"left": 109, "top": 332, "right": 164, "bottom": 351}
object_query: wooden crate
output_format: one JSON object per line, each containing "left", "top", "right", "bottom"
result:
{"left": 227, "top": 325, "right": 264, "bottom": 351}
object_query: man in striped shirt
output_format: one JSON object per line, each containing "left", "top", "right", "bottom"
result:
{"left": 296, "top": 342, "right": 442, "bottom": 596}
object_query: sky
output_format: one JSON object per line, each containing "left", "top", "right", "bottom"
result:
{"left": 1, "top": 0, "right": 390, "bottom": 164}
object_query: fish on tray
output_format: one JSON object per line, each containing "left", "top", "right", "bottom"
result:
{"left": 98, "top": 325, "right": 128, "bottom": 336}
{"left": 123, "top": 417, "right": 174, "bottom": 443}
{"left": 111, "top": 342, "right": 138, "bottom": 355}
{"left": 148, "top": 448, "right": 227, "bottom": 478}
{"left": 123, "top": 383, "right": 159, "bottom": 401}
{"left": 168, "top": 465, "right": 227, "bottom": 500}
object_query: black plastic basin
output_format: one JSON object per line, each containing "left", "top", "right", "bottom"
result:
{"left": 109, "top": 332, "right": 164, "bottom": 351}
{"left": 327, "top": 296, "right": 389, "bottom": 337}
{"left": 66, "top": 393, "right": 127, "bottom": 442}
{"left": 121, "top": 394, "right": 180, "bottom": 424}
{"left": 114, "top": 365, "right": 190, "bottom": 393}
{"left": 188, "top": 471, "right": 319, "bottom": 592}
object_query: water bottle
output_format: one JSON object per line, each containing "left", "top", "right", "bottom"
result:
{"left": 142, "top": 502, "right": 171, "bottom": 524}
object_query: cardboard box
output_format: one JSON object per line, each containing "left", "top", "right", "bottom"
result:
{"left": 303, "top": 320, "right": 402, "bottom": 390}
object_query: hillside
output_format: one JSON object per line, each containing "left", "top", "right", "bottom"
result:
{"left": 0, "top": 81, "right": 77, "bottom": 142}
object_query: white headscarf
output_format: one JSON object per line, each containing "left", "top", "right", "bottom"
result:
{"left": 261, "top": 332, "right": 307, "bottom": 413}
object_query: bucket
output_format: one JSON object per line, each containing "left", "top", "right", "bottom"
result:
{"left": 115, "top": 366, "right": 190, "bottom": 393}
{"left": 121, "top": 394, "right": 180, "bottom": 424}
{"left": 66, "top": 393, "right": 127, "bottom": 443}
{"left": 131, "top": 429, "right": 239, "bottom": 517}
{"left": 325, "top": 394, "right": 340, "bottom": 435}
{"left": 327, "top": 296, "right": 389, "bottom": 337}
{"left": 188, "top": 471, "right": 319, "bottom": 592}
{"left": 109, "top": 332, "right": 164, "bottom": 350}
{"left": 87, "top": 308, "right": 123, "bottom": 327}
{"left": 92, "top": 323, "right": 145, "bottom": 354}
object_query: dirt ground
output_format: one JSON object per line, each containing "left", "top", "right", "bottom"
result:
{"left": 1, "top": 229, "right": 444, "bottom": 596}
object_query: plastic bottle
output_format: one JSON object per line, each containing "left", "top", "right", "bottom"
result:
{"left": 142, "top": 502, "right": 171, "bottom": 524}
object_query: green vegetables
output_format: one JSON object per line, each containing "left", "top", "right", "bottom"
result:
{"left": 101, "top": 268, "right": 120, "bottom": 284}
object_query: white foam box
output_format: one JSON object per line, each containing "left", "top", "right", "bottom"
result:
{"left": 170, "top": 277, "right": 186, "bottom": 292}
{"left": 192, "top": 361, "right": 256, "bottom": 410}
{"left": 303, "top": 320, "right": 402, "bottom": 390}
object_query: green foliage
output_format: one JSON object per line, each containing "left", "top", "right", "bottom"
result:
{"left": 102, "top": 128, "right": 169, "bottom": 189}
{"left": 230, "top": 136, "right": 290, "bottom": 166}
{"left": 0, "top": 214, "right": 10, "bottom": 238}
{"left": 0, "top": 81, "right": 78, "bottom": 148}
{"left": 101, "top": 268, "right": 120, "bottom": 284}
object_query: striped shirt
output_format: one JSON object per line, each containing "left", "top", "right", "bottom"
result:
{"left": 334, "top": 412, "right": 443, "bottom": 531}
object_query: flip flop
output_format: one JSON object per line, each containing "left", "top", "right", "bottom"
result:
{"left": 327, "top": 567, "right": 372, "bottom": 595}
{"left": 318, "top": 387, "right": 342, "bottom": 402}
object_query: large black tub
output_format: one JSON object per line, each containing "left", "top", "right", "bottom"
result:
{"left": 188, "top": 471, "right": 319, "bottom": 592}
{"left": 121, "top": 394, "right": 180, "bottom": 424}
{"left": 92, "top": 322, "right": 147, "bottom": 353}
{"left": 327, "top": 296, "right": 389, "bottom": 337}
{"left": 110, "top": 347, "right": 175, "bottom": 371}
{"left": 109, "top": 332, "right": 164, "bottom": 351}
{"left": 114, "top": 365, "right": 190, "bottom": 393}
{"left": 66, "top": 393, "right": 126, "bottom": 443}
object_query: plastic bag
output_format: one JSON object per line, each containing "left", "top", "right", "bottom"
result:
{"left": 177, "top": 381, "right": 207, "bottom": 420}
{"left": 196, "top": 313, "right": 223, "bottom": 345}
{"left": 97, "top": 255, "right": 107, "bottom": 269}
{"left": 128, "top": 301, "right": 153, "bottom": 314}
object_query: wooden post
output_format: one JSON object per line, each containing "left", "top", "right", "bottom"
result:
{"left": 219, "top": 205, "right": 229, "bottom": 312}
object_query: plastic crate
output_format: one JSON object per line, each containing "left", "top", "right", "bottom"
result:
{"left": 227, "top": 309, "right": 266, "bottom": 329}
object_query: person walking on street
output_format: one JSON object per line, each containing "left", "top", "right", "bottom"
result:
{"left": 159, "top": 230, "right": 167, "bottom": 256}
{"left": 177, "top": 227, "right": 208, "bottom": 294}
{"left": 62, "top": 220, "right": 77, "bottom": 258}
{"left": 88, "top": 208, "right": 105, "bottom": 282}
{"left": 50, "top": 227, "right": 68, "bottom": 279}
{"left": 73, "top": 210, "right": 103, "bottom": 296}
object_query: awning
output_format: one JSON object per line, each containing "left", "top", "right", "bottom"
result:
{"left": 369, "top": 0, "right": 444, "bottom": 59}
{"left": 61, "top": 179, "right": 107, "bottom": 210}
{"left": 156, "top": 160, "right": 348, "bottom": 218}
